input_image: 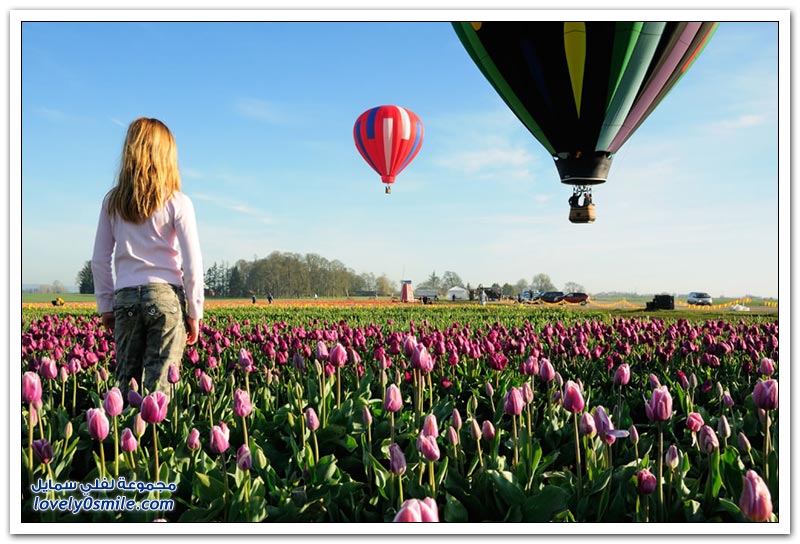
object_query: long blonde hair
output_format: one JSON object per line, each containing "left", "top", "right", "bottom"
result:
{"left": 107, "top": 117, "right": 181, "bottom": 223}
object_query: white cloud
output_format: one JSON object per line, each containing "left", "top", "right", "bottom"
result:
{"left": 110, "top": 117, "right": 127, "bottom": 128}
{"left": 712, "top": 113, "right": 769, "bottom": 131}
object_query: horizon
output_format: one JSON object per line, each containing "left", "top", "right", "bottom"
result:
{"left": 15, "top": 12, "right": 785, "bottom": 301}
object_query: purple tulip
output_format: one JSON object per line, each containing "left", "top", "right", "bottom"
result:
{"left": 32, "top": 438, "right": 53, "bottom": 464}
{"left": 539, "top": 359, "right": 555, "bottom": 382}
{"left": 315, "top": 341, "right": 329, "bottom": 361}
{"left": 562, "top": 381, "right": 585, "bottom": 413}
{"left": 234, "top": 388, "right": 252, "bottom": 418}
{"left": 22, "top": 371, "right": 42, "bottom": 404}
{"left": 167, "top": 364, "right": 181, "bottom": 384}
{"left": 86, "top": 408, "right": 110, "bottom": 441}
{"left": 187, "top": 428, "right": 201, "bottom": 450}
{"left": 384, "top": 384, "right": 402, "bottom": 412}
{"left": 237, "top": 444, "right": 252, "bottom": 471}
{"left": 417, "top": 433, "right": 440, "bottom": 462}
{"left": 722, "top": 390, "right": 735, "bottom": 407}
{"left": 209, "top": 422, "right": 230, "bottom": 454}
{"left": 739, "top": 470, "right": 773, "bottom": 522}
{"left": 753, "top": 379, "right": 778, "bottom": 410}
{"left": 305, "top": 407, "right": 320, "bottom": 431}
{"left": 759, "top": 357, "right": 775, "bottom": 377}
{"left": 637, "top": 468, "right": 657, "bottom": 495}
{"left": 411, "top": 344, "right": 434, "bottom": 373}
{"left": 629, "top": 424, "right": 639, "bottom": 444}
{"left": 593, "top": 405, "right": 629, "bottom": 445}
{"left": 199, "top": 372, "right": 214, "bottom": 394}
{"left": 120, "top": 428, "right": 138, "bottom": 452}
{"left": 665, "top": 444, "right": 680, "bottom": 470}
{"left": 645, "top": 386, "right": 673, "bottom": 422}
{"left": 699, "top": 425, "right": 719, "bottom": 453}
{"left": 503, "top": 387, "right": 524, "bottom": 416}
{"left": 648, "top": 373, "right": 662, "bottom": 390}
{"left": 102, "top": 387, "right": 124, "bottom": 417}
{"left": 393, "top": 497, "right": 439, "bottom": 522}
{"left": 452, "top": 408, "right": 462, "bottom": 430}
{"left": 127, "top": 390, "right": 143, "bottom": 409}
{"left": 579, "top": 412, "right": 596, "bottom": 437}
{"left": 389, "top": 442, "right": 407, "bottom": 475}
{"left": 402, "top": 335, "right": 417, "bottom": 359}
{"left": 39, "top": 357, "right": 58, "bottom": 380}
{"left": 521, "top": 382, "right": 534, "bottom": 404}
{"left": 613, "top": 364, "right": 631, "bottom": 386}
{"left": 239, "top": 348, "right": 254, "bottom": 371}
{"left": 140, "top": 391, "right": 168, "bottom": 424}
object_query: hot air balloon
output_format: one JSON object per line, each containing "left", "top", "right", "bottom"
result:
{"left": 353, "top": 105, "right": 424, "bottom": 194}
{"left": 453, "top": 21, "right": 718, "bottom": 222}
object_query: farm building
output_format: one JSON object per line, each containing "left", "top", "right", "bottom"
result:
{"left": 446, "top": 286, "right": 469, "bottom": 301}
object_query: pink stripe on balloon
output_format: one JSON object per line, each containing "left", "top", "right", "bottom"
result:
{"left": 608, "top": 22, "right": 702, "bottom": 153}
{"left": 383, "top": 117, "right": 394, "bottom": 173}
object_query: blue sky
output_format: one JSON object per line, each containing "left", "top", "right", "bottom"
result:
{"left": 16, "top": 13, "right": 784, "bottom": 298}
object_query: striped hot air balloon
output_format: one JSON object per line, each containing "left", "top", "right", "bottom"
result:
{"left": 353, "top": 105, "right": 424, "bottom": 193}
{"left": 453, "top": 21, "right": 718, "bottom": 222}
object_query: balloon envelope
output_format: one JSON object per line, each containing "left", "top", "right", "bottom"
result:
{"left": 453, "top": 21, "right": 718, "bottom": 185}
{"left": 353, "top": 105, "right": 424, "bottom": 190}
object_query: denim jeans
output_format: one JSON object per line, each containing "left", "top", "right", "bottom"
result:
{"left": 113, "top": 283, "right": 186, "bottom": 400}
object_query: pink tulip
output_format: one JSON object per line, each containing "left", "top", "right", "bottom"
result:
{"left": 315, "top": 341, "right": 329, "bottom": 361}
{"left": 187, "top": 428, "right": 201, "bottom": 450}
{"left": 233, "top": 388, "right": 252, "bottom": 418}
{"left": 521, "top": 382, "right": 534, "bottom": 404}
{"left": 237, "top": 444, "right": 252, "bottom": 471}
{"left": 665, "top": 444, "right": 680, "bottom": 470}
{"left": 759, "top": 357, "right": 775, "bottom": 377}
{"left": 686, "top": 412, "right": 704, "bottom": 433}
{"left": 239, "top": 348, "right": 254, "bottom": 371}
{"left": 393, "top": 497, "right": 439, "bottom": 522}
{"left": 579, "top": 412, "right": 596, "bottom": 437}
{"left": 39, "top": 357, "right": 58, "bottom": 380}
{"left": 417, "top": 433, "right": 440, "bottom": 461}
{"left": 103, "top": 387, "right": 124, "bottom": 417}
{"left": 389, "top": 442, "right": 407, "bottom": 475}
{"left": 753, "top": 379, "right": 778, "bottom": 410}
{"left": 328, "top": 343, "right": 348, "bottom": 367}
{"left": 539, "top": 359, "right": 555, "bottom": 382}
{"left": 648, "top": 373, "right": 661, "bottom": 390}
{"left": 645, "top": 386, "right": 673, "bottom": 422}
{"left": 562, "top": 381, "right": 585, "bottom": 413}
{"left": 613, "top": 364, "right": 631, "bottom": 386}
{"left": 362, "top": 405, "right": 372, "bottom": 426}
{"left": 448, "top": 425, "right": 459, "bottom": 446}
{"left": 470, "top": 419, "right": 482, "bottom": 441}
{"left": 32, "top": 438, "right": 53, "bottom": 464}
{"left": 402, "top": 335, "right": 417, "bottom": 359}
{"left": 637, "top": 468, "right": 657, "bottom": 494}
{"left": 421, "top": 413, "right": 438, "bottom": 438}
{"left": 209, "top": 422, "right": 230, "bottom": 454}
{"left": 305, "top": 407, "right": 320, "bottom": 431}
{"left": 503, "top": 387, "right": 524, "bottom": 416}
{"left": 140, "top": 391, "right": 168, "bottom": 424}
{"left": 120, "top": 428, "right": 138, "bottom": 452}
{"left": 739, "top": 470, "right": 773, "bottom": 522}
{"left": 452, "top": 408, "right": 462, "bottom": 430}
{"left": 22, "top": 371, "right": 42, "bottom": 404}
{"left": 384, "top": 384, "right": 402, "bottom": 412}
{"left": 199, "top": 372, "right": 214, "bottom": 394}
{"left": 86, "top": 408, "right": 110, "bottom": 441}
{"left": 411, "top": 344, "right": 434, "bottom": 373}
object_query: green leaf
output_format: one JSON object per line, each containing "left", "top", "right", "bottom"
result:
{"left": 444, "top": 493, "right": 469, "bottom": 522}
{"left": 522, "top": 485, "right": 571, "bottom": 522}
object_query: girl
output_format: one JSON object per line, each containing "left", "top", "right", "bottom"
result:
{"left": 92, "top": 117, "right": 203, "bottom": 400}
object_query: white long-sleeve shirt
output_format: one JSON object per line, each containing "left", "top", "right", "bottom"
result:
{"left": 91, "top": 191, "right": 204, "bottom": 319}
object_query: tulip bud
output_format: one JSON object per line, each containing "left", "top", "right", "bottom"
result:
{"left": 120, "top": 428, "right": 138, "bottom": 452}
{"left": 140, "top": 391, "right": 168, "bottom": 424}
{"left": 389, "top": 442, "right": 407, "bottom": 475}
{"left": 187, "top": 428, "right": 201, "bottom": 450}
{"left": 237, "top": 444, "right": 252, "bottom": 471}
{"left": 637, "top": 468, "right": 657, "bottom": 495}
{"left": 384, "top": 384, "right": 402, "bottom": 413}
{"left": 562, "top": 381, "right": 585, "bottom": 413}
{"left": 485, "top": 382, "right": 494, "bottom": 397}
{"left": 167, "top": 364, "right": 181, "bottom": 384}
{"left": 503, "top": 387, "right": 524, "bottom": 416}
{"left": 129, "top": 377, "right": 139, "bottom": 392}
{"left": 103, "top": 387, "right": 124, "bottom": 417}
{"left": 722, "top": 390, "right": 734, "bottom": 407}
{"left": 579, "top": 412, "right": 596, "bottom": 437}
{"left": 305, "top": 407, "right": 320, "bottom": 431}
{"left": 628, "top": 424, "right": 639, "bottom": 444}
{"left": 233, "top": 388, "right": 253, "bottom": 418}
{"left": 470, "top": 419, "right": 482, "bottom": 441}
{"left": 199, "top": 372, "right": 214, "bottom": 394}
{"left": 759, "top": 357, "right": 775, "bottom": 377}
{"left": 522, "top": 382, "right": 534, "bottom": 404}
{"left": 648, "top": 373, "right": 661, "bottom": 390}
{"left": 422, "top": 413, "right": 438, "bottom": 438}
{"left": 417, "top": 433, "right": 440, "bottom": 462}
{"left": 665, "top": 444, "right": 680, "bottom": 471}
{"left": 613, "top": 364, "right": 631, "bottom": 386}
{"left": 738, "top": 432, "right": 752, "bottom": 453}
{"left": 699, "top": 425, "right": 719, "bottom": 453}
{"left": 448, "top": 425, "right": 459, "bottom": 446}
{"left": 362, "top": 405, "right": 372, "bottom": 426}
{"left": 739, "top": 470, "right": 773, "bottom": 522}
{"left": 63, "top": 420, "right": 73, "bottom": 440}
{"left": 133, "top": 413, "right": 146, "bottom": 437}
{"left": 717, "top": 415, "right": 731, "bottom": 440}
{"left": 86, "top": 408, "right": 110, "bottom": 441}
{"left": 452, "top": 408, "right": 462, "bottom": 431}
{"left": 481, "top": 420, "right": 495, "bottom": 441}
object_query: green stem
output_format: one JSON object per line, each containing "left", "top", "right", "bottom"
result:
{"left": 27, "top": 405, "right": 34, "bottom": 477}
{"left": 573, "top": 413, "right": 582, "bottom": 501}
{"left": 764, "top": 411, "right": 770, "bottom": 482}
{"left": 152, "top": 424, "right": 159, "bottom": 482}
{"left": 658, "top": 423, "right": 664, "bottom": 522}
{"left": 113, "top": 417, "right": 119, "bottom": 478}
{"left": 428, "top": 460, "right": 436, "bottom": 496}
{"left": 336, "top": 367, "right": 341, "bottom": 410}
{"left": 99, "top": 438, "right": 106, "bottom": 480}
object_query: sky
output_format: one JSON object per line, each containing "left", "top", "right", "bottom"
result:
{"left": 14, "top": 9, "right": 786, "bottom": 299}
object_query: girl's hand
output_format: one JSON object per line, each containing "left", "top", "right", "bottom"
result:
{"left": 186, "top": 317, "right": 200, "bottom": 345}
{"left": 101, "top": 312, "right": 115, "bottom": 333}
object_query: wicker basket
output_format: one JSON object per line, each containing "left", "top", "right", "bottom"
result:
{"left": 569, "top": 203, "right": 596, "bottom": 224}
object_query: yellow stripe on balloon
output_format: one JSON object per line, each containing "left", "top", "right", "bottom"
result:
{"left": 564, "top": 22, "right": 587, "bottom": 118}
{"left": 472, "top": 22, "right": 482, "bottom": 31}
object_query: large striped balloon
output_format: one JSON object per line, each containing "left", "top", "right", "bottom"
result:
{"left": 353, "top": 105, "right": 424, "bottom": 193}
{"left": 453, "top": 22, "right": 718, "bottom": 186}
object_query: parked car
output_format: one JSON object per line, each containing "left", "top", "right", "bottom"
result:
{"left": 563, "top": 292, "right": 590, "bottom": 305}
{"left": 540, "top": 291, "right": 565, "bottom": 303}
{"left": 687, "top": 292, "right": 713, "bottom": 306}
{"left": 520, "top": 290, "right": 542, "bottom": 302}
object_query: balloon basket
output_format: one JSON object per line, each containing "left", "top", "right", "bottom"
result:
{"left": 385, "top": 186, "right": 392, "bottom": 194}
{"left": 569, "top": 203, "right": 596, "bottom": 224}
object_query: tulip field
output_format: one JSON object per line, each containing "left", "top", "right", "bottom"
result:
{"left": 19, "top": 303, "right": 779, "bottom": 524}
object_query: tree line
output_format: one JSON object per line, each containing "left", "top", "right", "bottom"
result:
{"left": 75, "top": 258, "right": 584, "bottom": 299}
